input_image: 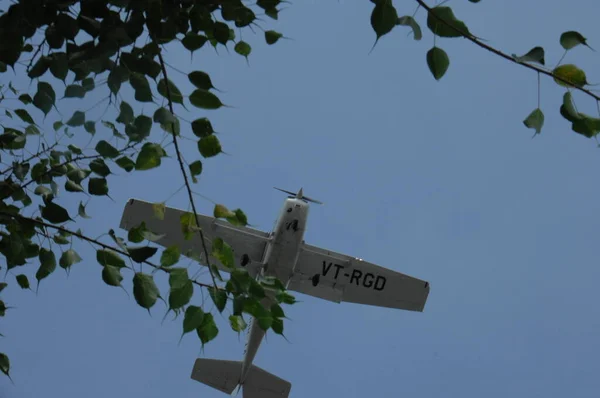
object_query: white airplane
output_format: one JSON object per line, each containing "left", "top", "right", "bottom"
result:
{"left": 119, "top": 188, "right": 430, "bottom": 398}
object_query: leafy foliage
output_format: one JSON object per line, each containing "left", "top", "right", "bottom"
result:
{"left": 0, "top": 0, "right": 597, "bottom": 381}
{"left": 0, "top": 0, "right": 296, "bottom": 378}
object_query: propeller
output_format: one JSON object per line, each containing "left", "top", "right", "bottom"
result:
{"left": 274, "top": 187, "right": 323, "bottom": 205}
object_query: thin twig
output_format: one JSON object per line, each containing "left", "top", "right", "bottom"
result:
{"left": 0, "top": 143, "right": 58, "bottom": 176}
{"left": 153, "top": 37, "right": 218, "bottom": 287}
{"left": 415, "top": 0, "right": 600, "bottom": 101}
{"left": 20, "top": 143, "right": 137, "bottom": 190}
{"left": 0, "top": 211, "right": 217, "bottom": 290}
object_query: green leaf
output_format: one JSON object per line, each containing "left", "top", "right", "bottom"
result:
{"left": 33, "top": 81, "right": 56, "bottom": 116}
{"left": 127, "top": 246, "right": 158, "bottom": 263}
{"left": 153, "top": 202, "right": 166, "bottom": 220}
{"left": 36, "top": 248, "right": 57, "bottom": 284}
{"left": 426, "top": 46, "right": 450, "bottom": 80}
{"left": 116, "top": 101, "right": 134, "bottom": 124}
{"left": 13, "top": 162, "right": 30, "bottom": 181}
{"left": 212, "top": 22, "right": 231, "bottom": 45}
{"left": 133, "top": 272, "right": 160, "bottom": 310}
{"left": 125, "top": 115, "right": 152, "bottom": 142}
{"left": 512, "top": 46, "right": 545, "bottom": 65}
{"left": 135, "top": 143, "right": 166, "bottom": 170}
{"left": 28, "top": 56, "right": 50, "bottom": 78}
{"left": 68, "top": 144, "right": 82, "bottom": 155}
{"left": 67, "top": 167, "right": 91, "bottom": 184}
{"left": 189, "top": 160, "right": 202, "bottom": 182}
{"left": 571, "top": 115, "right": 600, "bottom": 138}
{"left": 234, "top": 41, "right": 251, "bottom": 58}
{"left": 188, "top": 71, "right": 216, "bottom": 91}
{"left": 0, "top": 353, "right": 10, "bottom": 379}
{"left": 130, "top": 72, "right": 153, "bottom": 102}
{"left": 95, "top": 140, "right": 120, "bottom": 158}
{"left": 397, "top": 15, "right": 422, "bottom": 40}
{"left": 229, "top": 315, "right": 247, "bottom": 332}
{"left": 53, "top": 121, "right": 64, "bottom": 131}
{"left": 265, "top": 30, "right": 283, "bottom": 45}
{"left": 0, "top": 283, "right": 7, "bottom": 293}
{"left": 227, "top": 209, "right": 248, "bottom": 227}
{"left": 102, "top": 265, "right": 123, "bottom": 287}
{"left": 523, "top": 108, "right": 544, "bottom": 135}
{"left": 427, "top": 6, "right": 471, "bottom": 38}
{"left": 180, "top": 212, "right": 197, "bottom": 240}
{"left": 49, "top": 53, "right": 69, "bottom": 81}
{"left": 553, "top": 64, "right": 588, "bottom": 88}
{"left": 191, "top": 118, "right": 215, "bottom": 138}
{"left": 25, "top": 124, "right": 40, "bottom": 135}
{"left": 19, "top": 94, "right": 33, "bottom": 105}
{"left": 182, "top": 305, "right": 205, "bottom": 335}
{"left": 207, "top": 286, "right": 227, "bottom": 312}
{"left": 78, "top": 201, "right": 91, "bottom": 218}
{"left": 161, "top": 245, "right": 180, "bottom": 267}
{"left": 371, "top": 0, "right": 397, "bottom": 42}
{"left": 15, "top": 109, "right": 34, "bottom": 124}
{"left": 189, "top": 89, "right": 223, "bottom": 110}
{"left": 560, "top": 31, "right": 591, "bottom": 51}
{"left": 88, "top": 177, "right": 109, "bottom": 196}
{"left": 182, "top": 33, "right": 208, "bottom": 52}
{"left": 41, "top": 202, "right": 71, "bottom": 224}
{"left": 96, "top": 249, "right": 126, "bottom": 268}
{"left": 82, "top": 78, "right": 95, "bottom": 92}
{"left": 271, "top": 303, "right": 285, "bottom": 318}
{"left": 157, "top": 79, "right": 184, "bottom": 104}
{"left": 66, "top": 110, "right": 85, "bottom": 127}
{"left": 128, "top": 221, "right": 146, "bottom": 243}
{"left": 276, "top": 291, "right": 296, "bottom": 305}
{"left": 168, "top": 267, "right": 193, "bottom": 310}
{"left": 89, "top": 159, "right": 111, "bottom": 176}
{"left": 196, "top": 313, "right": 218, "bottom": 345}
{"left": 34, "top": 185, "right": 52, "bottom": 198}
{"left": 107, "top": 65, "right": 130, "bottom": 95}
{"left": 16, "top": 274, "right": 30, "bottom": 289}
{"left": 198, "top": 135, "right": 222, "bottom": 158}
{"left": 211, "top": 237, "right": 235, "bottom": 269}
{"left": 152, "top": 107, "right": 175, "bottom": 124}
{"left": 214, "top": 204, "right": 235, "bottom": 219}
{"left": 84, "top": 121, "right": 96, "bottom": 134}
{"left": 115, "top": 156, "right": 135, "bottom": 172}
{"left": 271, "top": 317, "right": 284, "bottom": 335}
{"left": 64, "top": 85, "right": 86, "bottom": 98}
{"left": 65, "top": 180, "right": 84, "bottom": 192}
{"left": 60, "top": 249, "right": 82, "bottom": 269}
{"left": 560, "top": 92, "right": 582, "bottom": 122}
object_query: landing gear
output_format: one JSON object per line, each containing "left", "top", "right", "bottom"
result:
{"left": 241, "top": 253, "right": 250, "bottom": 267}
{"left": 311, "top": 274, "right": 320, "bottom": 287}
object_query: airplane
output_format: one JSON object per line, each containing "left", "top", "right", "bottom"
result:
{"left": 119, "top": 187, "right": 430, "bottom": 398}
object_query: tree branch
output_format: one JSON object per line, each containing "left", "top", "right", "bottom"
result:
{"left": 0, "top": 210, "right": 217, "bottom": 290}
{"left": 20, "top": 143, "right": 137, "bottom": 190}
{"left": 0, "top": 143, "right": 58, "bottom": 177}
{"left": 153, "top": 39, "right": 218, "bottom": 287}
{"left": 415, "top": 0, "right": 600, "bottom": 101}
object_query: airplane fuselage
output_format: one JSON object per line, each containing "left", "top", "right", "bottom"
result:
{"left": 240, "top": 197, "right": 309, "bottom": 383}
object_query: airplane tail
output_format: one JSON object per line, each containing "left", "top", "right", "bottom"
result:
{"left": 190, "top": 358, "right": 291, "bottom": 398}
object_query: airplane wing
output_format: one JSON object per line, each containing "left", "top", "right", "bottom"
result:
{"left": 119, "top": 199, "right": 269, "bottom": 273}
{"left": 287, "top": 243, "right": 430, "bottom": 311}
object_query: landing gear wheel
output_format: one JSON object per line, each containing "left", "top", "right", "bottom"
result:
{"left": 311, "top": 274, "right": 320, "bottom": 287}
{"left": 241, "top": 254, "right": 250, "bottom": 267}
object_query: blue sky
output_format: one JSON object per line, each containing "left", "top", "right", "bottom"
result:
{"left": 2, "top": 0, "right": 600, "bottom": 397}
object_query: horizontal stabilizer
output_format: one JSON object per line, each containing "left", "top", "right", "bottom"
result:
{"left": 243, "top": 364, "right": 291, "bottom": 398}
{"left": 190, "top": 358, "right": 241, "bottom": 394}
